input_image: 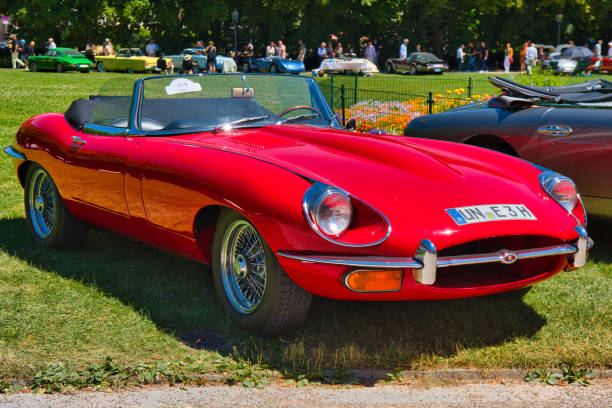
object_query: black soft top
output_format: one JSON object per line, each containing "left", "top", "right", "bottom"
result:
{"left": 489, "top": 76, "right": 612, "bottom": 105}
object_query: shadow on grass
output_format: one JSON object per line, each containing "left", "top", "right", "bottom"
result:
{"left": 0, "top": 216, "right": 556, "bottom": 370}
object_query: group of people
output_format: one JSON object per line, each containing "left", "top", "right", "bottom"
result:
{"left": 455, "top": 42, "right": 489, "bottom": 72}
{"left": 8, "top": 34, "right": 56, "bottom": 69}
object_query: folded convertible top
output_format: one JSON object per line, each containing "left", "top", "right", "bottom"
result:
{"left": 489, "top": 76, "right": 612, "bottom": 105}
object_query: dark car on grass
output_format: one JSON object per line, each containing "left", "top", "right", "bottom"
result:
{"left": 404, "top": 76, "right": 612, "bottom": 219}
{"left": 386, "top": 52, "right": 449, "bottom": 75}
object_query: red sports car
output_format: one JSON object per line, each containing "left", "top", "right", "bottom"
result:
{"left": 4, "top": 74, "right": 592, "bottom": 335}
{"left": 587, "top": 56, "right": 612, "bottom": 73}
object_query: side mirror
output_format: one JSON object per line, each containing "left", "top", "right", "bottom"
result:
{"left": 345, "top": 118, "right": 356, "bottom": 130}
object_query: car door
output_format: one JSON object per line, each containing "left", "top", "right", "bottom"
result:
{"left": 397, "top": 55, "right": 411, "bottom": 72}
{"left": 64, "top": 129, "right": 137, "bottom": 215}
{"left": 536, "top": 107, "right": 612, "bottom": 200}
{"left": 41, "top": 50, "right": 56, "bottom": 69}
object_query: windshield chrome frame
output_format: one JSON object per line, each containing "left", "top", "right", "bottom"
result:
{"left": 126, "top": 73, "right": 339, "bottom": 136}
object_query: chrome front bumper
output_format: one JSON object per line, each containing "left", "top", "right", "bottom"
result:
{"left": 277, "top": 226, "right": 593, "bottom": 286}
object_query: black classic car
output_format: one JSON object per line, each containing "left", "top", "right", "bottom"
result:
{"left": 386, "top": 52, "right": 449, "bottom": 75}
{"left": 404, "top": 77, "right": 612, "bottom": 219}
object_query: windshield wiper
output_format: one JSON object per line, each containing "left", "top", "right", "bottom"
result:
{"left": 212, "top": 116, "right": 270, "bottom": 133}
{"left": 279, "top": 113, "right": 320, "bottom": 124}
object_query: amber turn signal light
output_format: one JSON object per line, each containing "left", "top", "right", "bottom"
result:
{"left": 344, "top": 269, "right": 403, "bottom": 292}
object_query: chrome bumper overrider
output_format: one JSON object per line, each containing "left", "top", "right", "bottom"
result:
{"left": 3, "top": 145, "right": 26, "bottom": 160}
{"left": 277, "top": 226, "right": 593, "bottom": 286}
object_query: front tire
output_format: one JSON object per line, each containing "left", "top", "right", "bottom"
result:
{"left": 126, "top": 67, "right": 135, "bottom": 74}
{"left": 386, "top": 62, "right": 395, "bottom": 73}
{"left": 97, "top": 61, "right": 106, "bottom": 72}
{"left": 409, "top": 65, "right": 417, "bottom": 75}
{"left": 29, "top": 62, "right": 38, "bottom": 72}
{"left": 24, "top": 164, "right": 89, "bottom": 248}
{"left": 212, "top": 211, "right": 312, "bottom": 336}
{"left": 55, "top": 63, "right": 64, "bottom": 73}
{"left": 269, "top": 64, "right": 278, "bottom": 74}
{"left": 243, "top": 63, "right": 250, "bottom": 73}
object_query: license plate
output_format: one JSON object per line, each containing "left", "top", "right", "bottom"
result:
{"left": 79, "top": 64, "right": 88, "bottom": 68}
{"left": 446, "top": 204, "right": 536, "bottom": 225}
{"left": 434, "top": 68, "right": 441, "bottom": 72}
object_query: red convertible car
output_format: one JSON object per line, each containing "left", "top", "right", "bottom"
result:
{"left": 4, "top": 74, "right": 592, "bottom": 335}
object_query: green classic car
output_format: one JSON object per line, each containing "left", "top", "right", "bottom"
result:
{"left": 28, "top": 48, "right": 92, "bottom": 73}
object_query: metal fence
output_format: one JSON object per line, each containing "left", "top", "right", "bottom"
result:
{"left": 318, "top": 77, "right": 483, "bottom": 135}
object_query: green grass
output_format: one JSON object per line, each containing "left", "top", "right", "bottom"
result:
{"left": 0, "top": 69, "right": 610, "bottom": 385}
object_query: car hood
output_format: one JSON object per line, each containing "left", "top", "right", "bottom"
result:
{"left": 165, "top": 125, "right": 580, "bottom": 247}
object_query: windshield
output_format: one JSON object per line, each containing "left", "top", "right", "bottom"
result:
{"left": 118, "top": 49, "right": 143, "bottom": 57}
{"left": 138, "top": 74, "right": 336, "bottom": 133}
{"left": 413, "top": 53, "right": 442, "bottom": 62}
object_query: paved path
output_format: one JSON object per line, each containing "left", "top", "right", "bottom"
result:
{"left": 1, "top": 381, "right": 610, "bottom": 407}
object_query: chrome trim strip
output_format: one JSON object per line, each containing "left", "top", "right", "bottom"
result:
{"left": 342, "top": 269, "right": 404, "bottom": 293}
{"left": 278, "top": 252, "right": 422, "bottom": 268}
{"left": 82, "top": 124, "right": 127, "bottom": 136}
{"left": 3, "top": 145, "right": 26, "bottom": 160}
{"left": 302, "top": 182, "right": 392, "bottom": 248}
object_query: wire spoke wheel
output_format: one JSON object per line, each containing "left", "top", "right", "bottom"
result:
{"left": 28, "top": 169, "right": 56, "bottom": 238}
{"left": 220, "top": 220, "right": 267, "bottom": 314}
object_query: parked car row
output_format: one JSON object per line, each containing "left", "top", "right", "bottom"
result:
{"left": 4, "top": 73, "right": 596, "bottom": 335}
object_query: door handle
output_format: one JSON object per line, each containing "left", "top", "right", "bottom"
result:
{"left": 72, "top": 136, "right": 87, "bottom": 146}
{"left": 537, "top": 125, "right": 572, "bottom": 136}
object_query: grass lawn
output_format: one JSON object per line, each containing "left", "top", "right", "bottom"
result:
{"left": 0, "top": 69, "right": 610, "bottom": 387}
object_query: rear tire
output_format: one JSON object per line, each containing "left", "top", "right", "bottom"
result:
{"left": 97, "top": 61, "right": 106, "bottom": 72}
{"left": 409, "top": 65, "right": 417, "bottom": 75}
{"left": 24, "top": 164, "right": 89, "bottom": 249}
{"left": 212, "top": 210, "right": 312, "bottom": 336}
{"left": 243, "top": 63, "right": 250, "bottom": 73}
{"left": 55, "top": 63, "right": 64, "bottom": 73}
{"left": 127, "top": 67, "right": 135, "bottom": 74}
{"left": 29, "top": 62, "right": 38, "bottom": 72}
{"left": 386, "top": 62, "right": 395, "bottom": 73}
{"left": 269, "top": 64, "right": 278, "bottom": 74}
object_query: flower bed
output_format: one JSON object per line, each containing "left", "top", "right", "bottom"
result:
{"left": 338, "top": 92, "right": 489, "bottom": 135}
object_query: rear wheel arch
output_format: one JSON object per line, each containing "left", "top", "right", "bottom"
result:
{"left": 464, "top": 134, "right": 519, "bottom": 157}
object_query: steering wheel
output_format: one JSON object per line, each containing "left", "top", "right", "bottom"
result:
{"left": 277, "top": 105, "right": 322, "bottom": 119}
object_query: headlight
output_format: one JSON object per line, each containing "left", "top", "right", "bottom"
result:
{"left": 540, "top": 171, "right": 577, "bottom": 212}
{"left": 304, "top": 184, "right": 353, "bottom": 238}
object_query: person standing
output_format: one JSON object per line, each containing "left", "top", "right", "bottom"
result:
{"left": 525, "top": 41, "right": 538, "bottom": 74}
{"left": 46, "top": 38, "right": 56, "bottom": 50}
{"left": 266, "top": 42, "right": 276, "bottom": 58}
{"left": 9, "top": 34, "right": 25, "bottom": 69}
{"left": 26, "top": 41, "right": 36, "bottom": 59}
{"left": 278, "top": 40, "right": 286, "bottom": 59}
{"left": 608, "top": 41, "right": 612, "bottom": 57}
{"left": 18, "top": 39, "right": 27, "bottom": 64}
{"left": 479, "top": 41, "right": 488, "bottom": 72}
{"left": 103, "top": 38, "right": 114, "bottom": 56}
{"left": 373, "top": 39, "right": 380, "bottom": 66}
{"left": 297, "top": 40, "right": 306, "bottom": 61}
{"left": 503, "top": 43, "right": 513, "bottom": 73}
{"left": 146, "top": 39, "right": 157, "bottom": 57}
{"left": 400, "top": 39, "right": 409, "bottom": 59}
{"left": 205, "top": 41, "right": 216, "bottom": 73}
{"left": 415, "top": 44, "right": 421, "bottom": 52}
{"left": 456, "top": 44, "right": 465, "bottom": 71}
{"left": 466, "top": 42, "right": 477, "bottom": 72}
{"left": 317, "top": 42, "right": 327, "bottom": 64}
{"left": 520, "top": 42, "right": 528, "bottom": 72}
{"left": 594, "top": 39, "right": 602, "bottom": 56}
{"left": 364, "top": 41, "right": 376, "bottom": 63}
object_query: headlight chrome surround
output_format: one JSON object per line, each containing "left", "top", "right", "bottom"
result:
{"left": 304, "top": 184, "right": 353, "bottom": 238}
{"left": 539, "top": 171, "right": 578, "bottom": 213}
